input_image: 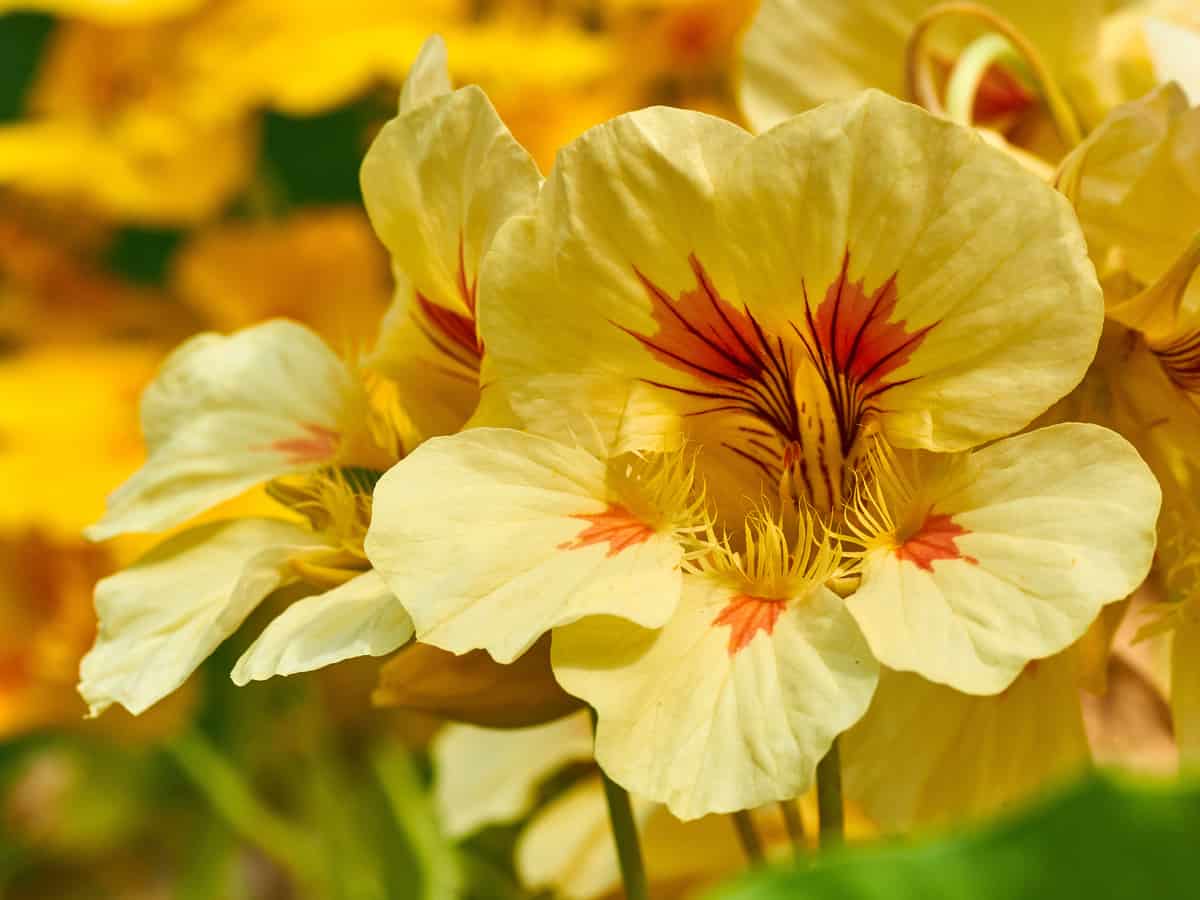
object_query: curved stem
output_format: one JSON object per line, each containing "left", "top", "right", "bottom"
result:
{"left": 731, "top": 810, "right": 765, "bottom": 864}
{"left": 944, "top": 33, "right": 1022, "bottom": 126}
{"left": 816, "top": 737, "right": 845, "bottom": 847}
{"left": 904, "top": 2, "right": 1082, "bottom": 147}
{"left": 592, "top": 710, "right": 648, "bottom": 900}
{"left": 779, "top": 800, "right": 807, "bottom": 856}
{"left": 167, "top": 732, "right": 323, "bottom": 892}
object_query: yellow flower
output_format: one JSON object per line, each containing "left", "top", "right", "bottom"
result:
{"left": 738, "top": 0, "right": 1199, "bottom": 169}
{"left": 170, "top": 206, "right": 392, "bottom": 347}
{"left": 1053, "top": 81, "right": 1200, "bottom": 768}
{"left": 365, "top": 92, "right": 1159, "bottom": 818}
{"left": 77, "top": 320, "right": 414, "bottom": 716}
{"left": 1, "top": 3, "right": 610, "bottom": 222}
{"left": 0, "top": 0, "right": 203, "bottom": 23}
{"left": 78, "top": 39, "right": 545, "bottom": 718}
{"left": 0, "top": 344, "right": 162, "bottom": 541}
{"left": 360, "top": 35, "right": 542, "bottom": 440}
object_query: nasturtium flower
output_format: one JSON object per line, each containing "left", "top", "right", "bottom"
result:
{"left": 738, "top": 0, "right": 1196, "bottom": 171}
{"left": 78, "top": 319, "right": 414, "bottom": 715}
{"left": 1053, "top": 81, "right": 1200, "bottom": 767}
{"left": 361, "top": 34, "right": 542, "bottom": 440}
{"left": 366, "top": 92, "right": 1159, "bottom": 818}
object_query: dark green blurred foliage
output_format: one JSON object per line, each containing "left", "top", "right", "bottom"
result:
{"left": 711, "top": 773, "right": 1200, "bottom": 900}
{"left": 259, "top": 97, "right": 390, "bottom": 209}
{"left": 105, "top": 227, "right": 186, "bottom": 285}
{"left": 0, "top": 13, "right": 53, "bottom": 122}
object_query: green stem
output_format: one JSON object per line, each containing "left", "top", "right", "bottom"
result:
{"left": 592, "top": 710, "right": 648, "bottom": 900}
{"left": 167, "top": 732, "right": 323, "bottom": 892}
{"left": 816, "top": 737, "right": 845, "bottom": 847}
{"left": 779, "top": 800, "right": 807, "bottom": 856}
{"left": 731, "top": 810, "right": 765, "bottom": 864}
{"left": 371, "top": 745, "right": 464, "bottom": 900}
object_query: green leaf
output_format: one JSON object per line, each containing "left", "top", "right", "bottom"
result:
{"left": 710, "top": 773, "right": 1200, "bottom": 900}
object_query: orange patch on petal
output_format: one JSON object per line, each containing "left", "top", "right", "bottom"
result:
{"left": 262, "top": 422, "right": 341, "bottom": 465}
{"left": 809, "top": 253, "right": 931, "bottom": 393}
{"left": 895, "top": 512, "right": 978, "bottom": 572}
{"left": 712, "top": 594, "right": 786, "bottom": 656}
{"left": 627, "top": 254, "right": 767, "bottom": 385}
{"left": 558, "top": 504, "right": 656, "bottom": 558}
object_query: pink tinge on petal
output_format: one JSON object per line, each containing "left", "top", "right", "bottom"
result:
{"left": 712, "top": 593, "right": 786, "bottom": 656}
{"left": 558, "top": 504, "right": 656, "bottom": 558}
{"left": 895, "top": 512, "right": 978, "bottom": 572}
{"left": 261, "top": 422, "right": 341, "bottom": 465}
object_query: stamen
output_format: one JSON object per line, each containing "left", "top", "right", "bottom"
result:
{"left": 624, "top": 251, "right": 929, "bottom": 515}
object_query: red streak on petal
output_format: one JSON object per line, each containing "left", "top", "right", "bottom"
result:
{"left": 712, "top": 593, "right": 786, "bottom": 656}
{"left": 262, "top": 422, "right": 341, "bottom": 465}
{"left": 558, "top": 504, "right": 656, "bottom": 558}
{"left": 812, "top": 252, "right": 931, "bottom": 392}
{"left": 895, "top": 512, "right": 978, "bottom": 572}
{"left": 416, "top": 292, "right": 482, "bottom": 359}
{"left": 627, "top": 254, "right": 766, "bottom": 385}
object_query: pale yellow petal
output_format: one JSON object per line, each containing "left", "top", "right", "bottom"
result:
{"left": 432, "top": 711, "right": 594, "bottom": 838}
{"left": 1059, "top": 82, "right": 1200, "bottom": 310}
{"left": 478, "top": 106, "right": 751, "bottom": 450}
{"left": 361, "top": 84, "right": 539, "bottom": 436}
{"left": 516, "top": 776, "right": 655, "bottom": 900}
{"left": 1145, "top": 17, "right": 1200, "bottom": 104}
{"left": 738, "top": 0, "right": 1103, "bottom": 131}
{"left": 850, "top": 423, "right": 1159, "bottom": 694}
{"left": 842, "top": 656, "right": 1090, "bottom": 831}
{"left": 231, "top": 570, "right": 411, "bottom": 685}
{"left": 88, "top": 321, "right": 363, "bottom": 540}
{"left": 553, "top": 576, "right": 878, "bottom": 820}
{"left": 399, "top": 33, "right": 452, "bottom": 113}
{"left": 365, "top": 428, "right": 684, "bottom": 663}
{"left": 79, "top": 518, "right": 326, "bottom": 716}
{"left": 720, "top": 91, "right": 1102, "bottom": 451}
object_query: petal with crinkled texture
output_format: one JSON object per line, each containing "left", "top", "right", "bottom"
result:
{"left": 231, "top": 569, "right": 412, "bottom": 685}
{"left": 1058, "top": 83, "right": 1200, "bottom": 313}
{"left": 482, "top": 95, "right": 1102, "bottom": 460}
{"left": 738, "top": 0, "right": 1103, "bottom": 131}
{"left": 362, "top": 83, "right": 540, "bottom": 438}
{"left": 365, "top": 428, "right": 684, "bottom": 663}
{"left": 479, "top": 106, "right": 751, "bottom": 452}
{"left": 87, "top": 321, "right": 363, "bottom": 540}
{"left": 399, "top": 34, "right": 452, "bottom": 114}
{"left": 79, "top": 518, "right": 326, "bottom": 716}
{"left": 433, "top": 711, "right": 594, "bottom": 839}
{"left": 842, "top": 655, "right": 1090, "bottom": 831}
{"left": 849, "top": 423, "right": 1159, "bottom": 695}
{"left": 553, "top": 575, "right": 878, "bottom": 820}
{"left": 719, "top": 92, "right": 1101, "bottom": 451}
